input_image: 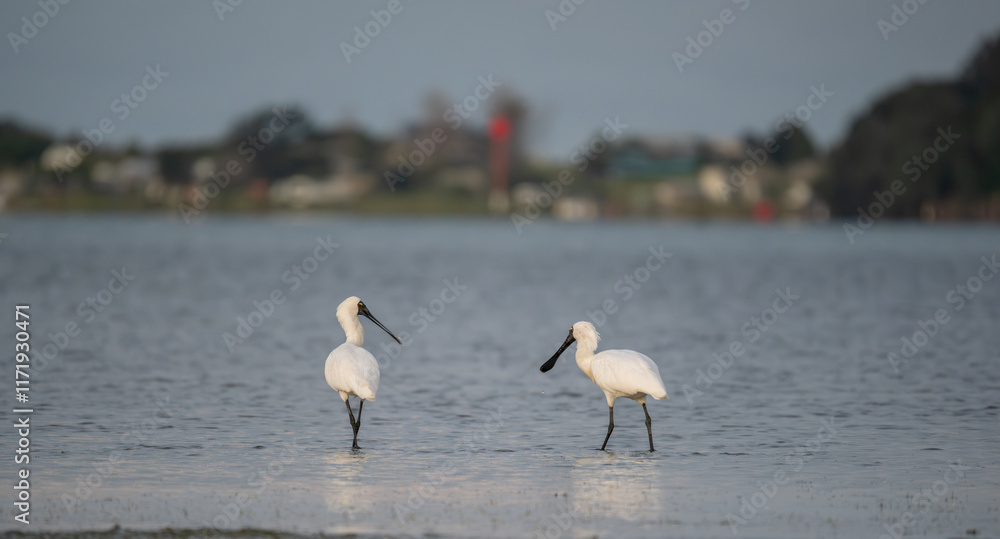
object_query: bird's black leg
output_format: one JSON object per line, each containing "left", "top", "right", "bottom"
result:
{"left": 643, "top": 402, "right": 655, "bottom": 452}
{"left": 344, "top": 399, "right": 357, "bottom": 448}
{"left": 600, "top": 406, "right": 615, "bottom": 450}
{"left": 353, "top": 400, "right": 364, "bottom": 450}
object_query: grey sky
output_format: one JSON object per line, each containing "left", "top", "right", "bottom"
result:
{"left": 2, "top": 1, "right": 998, "bottom": 159}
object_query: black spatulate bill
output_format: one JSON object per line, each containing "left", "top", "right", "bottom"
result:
{"left": 540, "top": 329, "right": 576, "bottom": 372}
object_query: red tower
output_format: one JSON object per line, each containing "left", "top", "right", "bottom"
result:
{"left": 488, "top": 114, "right": 511, "bottom": 213}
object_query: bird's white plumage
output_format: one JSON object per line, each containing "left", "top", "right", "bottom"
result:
{"left": 571, "top": 321, "right": 668, "bottom": 407}
{"left": 325, "top": 296, "right": 380, "bottom": 402}
{"left": 325, "top": 342, "right": 379, "bottom": 401}
{"left": 590, "top": 349, "right": 668, "bottom": 406}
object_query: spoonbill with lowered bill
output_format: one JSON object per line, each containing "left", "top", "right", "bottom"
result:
{"left": 540, "top": 321, "right": 668, "bottom": 452}
{"left": 325, "top": 296, "right": 401, "bottom": 449}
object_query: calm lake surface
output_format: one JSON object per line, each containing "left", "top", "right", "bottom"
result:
{"left": 0, "top": 215, "right": 998, "bottom": 538}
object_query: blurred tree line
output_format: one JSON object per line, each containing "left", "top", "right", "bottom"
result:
{"left": 3, "top": 33, "right": 1000, "bottom": 219}
{"left": 822, "top": 34, "right": 1000, "bottom": 218}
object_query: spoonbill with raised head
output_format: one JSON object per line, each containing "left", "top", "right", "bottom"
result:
{"left": 540, "top": 321, "right": 668, "bottom": 452}
{"left": 325, "top": 296, "right": 401, "bottom": 450}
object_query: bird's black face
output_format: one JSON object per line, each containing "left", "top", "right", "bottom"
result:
{"left": 357, "top": 300, "right": 402, "bottom": 344}
{"left": 540, "top": 328, "right": 576, "bottom": 373}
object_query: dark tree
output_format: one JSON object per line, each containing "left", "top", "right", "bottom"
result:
{"left": 821, "top": 32, "right": 1000, "bottom": 217}
{"left": 0, "top": 120, "right": 52, "bottom": 167}
{"left": 222, "top": 105, "right": 314, "bottom": 183}
{"left": 769, "top": 124, "right": 817, "bottom": 166}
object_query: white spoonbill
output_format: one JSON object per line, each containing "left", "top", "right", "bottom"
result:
{"left": 325, "top": 296, "right": 401, "bottom": 450}
{"left": 540, "top": 321, "right": 668, "bottom": 452}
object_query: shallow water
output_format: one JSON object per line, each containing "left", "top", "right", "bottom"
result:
{"left": 0, "top": 215, "right": 998, "bottom": 538}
